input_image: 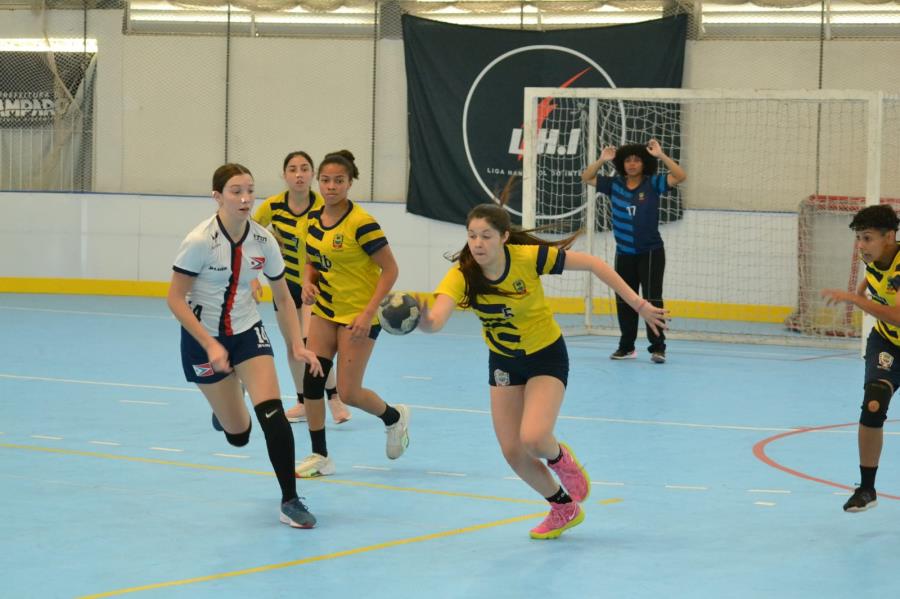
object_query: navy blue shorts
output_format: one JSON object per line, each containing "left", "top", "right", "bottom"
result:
{"left": 864, "top": 330, "right": 900, "bottom": 393}
{"left": 273, "top": 280, "right": 303, "bottom": 312}
{"left": 488, "top": 335, "right": 568, "bottom": 387}
{"left": 180, "top": 321, "right": 275, "bottom": 384}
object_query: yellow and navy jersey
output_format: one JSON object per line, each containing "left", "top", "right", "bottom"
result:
{"left": 253, "top": 190, "right": 323, "bottom": 285}
{"left": 435, "top": 244, "right": 566, "bottom": 357}
{"left": 865, "top": 244, "right": 900, "bottom": 346}
{"left": 306, "top": 200, "right": 388, "bottom": 325}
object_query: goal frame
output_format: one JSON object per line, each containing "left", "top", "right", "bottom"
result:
{"left": 521, "top": 87, "right": 885, "bottom": 348}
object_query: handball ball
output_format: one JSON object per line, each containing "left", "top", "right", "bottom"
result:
{"left": 377, "top": 292, "right": 420, "bottom": 335}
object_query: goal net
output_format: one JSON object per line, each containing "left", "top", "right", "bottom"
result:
{"left": 522, "top": 88, "right": 886, "bottom": 347}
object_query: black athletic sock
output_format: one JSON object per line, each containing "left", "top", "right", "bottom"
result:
{"left": 310, "top": 427, "right": 327, "bottom": 457}
{"left": 296, "top": 392, "right": 305, "bottom": 405}
{"left": 254, "top": 400, "right": 298, "bottom": 504}
{"left": 326, "top": 387, "right": 338, "bottom": 400}
{"left": 545, "top": 487, "right": 572, "bottom": 504}
{"left": 379, "top": 405, "right": 400, "bottom": 426}
{"left": 860, "top": 465, "right": 878, "bottom": 490}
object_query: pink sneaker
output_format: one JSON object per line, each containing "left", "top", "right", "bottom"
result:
{"left": 285, "top": 403, "right": 306, "bottom": 423}
{"left": 328, "top": 395, "right": 352, "bottom": 424}
{"left": 547, "top": 442, "right": 591, "bottom": 503}
{"left": 529, "top": 502, "right": 584, "bottom": 539}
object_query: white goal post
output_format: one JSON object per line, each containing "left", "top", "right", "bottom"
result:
{"left": 521, "top": 87, "right": 887, "bottom": 348}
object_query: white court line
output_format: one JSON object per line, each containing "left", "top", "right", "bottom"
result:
{"left": 426, "top": 471, "right": 467, "bottom": 477}
{"left": 0, "top": 373, "right": 198, "bottom": 394}
{"left": 754, "top": 501, "right": 777, "bottom": 507}
{"left": 149, "top": 447, "right": 184, "bottom": 453}
{"left": 748, "top": 489, "right": 791, "bottom": 494}
{"left": 4, "top": 371, "right": 896, "bottom": 435}
{"left": 119, "top": 399, "right": 168, "bottom": 406}
{"left": 213, "top": 453, "right": 250, "bottom": 459}
{"left": 353, "top": 465, "right": 391, "bottom": 471}
{"left": 665, "top": 485, "right": 708, "bottom": 491}
{"left": 503, "top": 476, "right": 522, "bottom": 481}
{"left": 31, "top": 435, "right": 62, "bottom": 440}
{"left": 593, "top": 481, "right": 626, "bottom": 486}
{"left": 89, "top": 441, "right": 121, "bottom": 446}
{"left": 402, "top": 375, "right": 433, "bottom": 381}
{"left": 0, "top": 305, "right": 172, "bottom": 320}
{"left": 833, "top": 491, "right": 853, "bottom": 496}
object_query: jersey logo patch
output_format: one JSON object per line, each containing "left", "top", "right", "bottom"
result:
{"left": 512, "top": 279, "right": 527, "bottom": 295}
{"left": 249, "top": 256, "right": 266, "bottom": 270}
{"left": 193, "top": 363, "right": 215, "bottom": 377}
{"left": 494, "top": 369, "right": 510, "bottom": 386}
{"left": 878, "top": 351, "right": 894, "bottom": 371}
{"left": 332, "top": 234, "right": 344, "bottom": 249}
{"left": 637, "top": 192, "right": 646, "bottom": 203}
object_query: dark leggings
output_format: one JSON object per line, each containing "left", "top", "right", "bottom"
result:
{"left": 613, "top": 247, "right": 666, "bottom": 354}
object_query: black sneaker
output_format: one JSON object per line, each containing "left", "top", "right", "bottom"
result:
{"left": 843, "top": 487, "right": 877, "bottom": 512}
{"left": 651, "top": 351, "right": 666, "bottom": 364}
{"left": 610, "top": 349, "right": 637, "bottom": 360}
{"left": 212, "top": 413, "right": 224, "bottom": 432}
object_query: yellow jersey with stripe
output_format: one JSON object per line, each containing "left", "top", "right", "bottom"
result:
{"left": 865, "top": 245, "right": 900, "bottom": 346}
{"left": 253, "top": 190, "right": 323, "bottom": 285}
{"left": 435, "top": 244, "right": 566, "bottom": 357}
{"left": 306, "top": 200, "right": 388, "bottom": 325}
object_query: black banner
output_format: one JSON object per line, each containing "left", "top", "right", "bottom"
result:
{"left": 403, "top": 14, "right": 687, "bottom": 226}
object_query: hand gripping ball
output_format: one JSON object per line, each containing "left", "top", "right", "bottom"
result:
{"left": 377, "top": 292, "right": 420, "bottom": 335}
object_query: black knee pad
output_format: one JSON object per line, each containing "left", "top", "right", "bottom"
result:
{"left": 225, "top": 420, "right": 252, "bottom": 447}
{"left": 303, "top": 357, "right": 333, "bottom": 400}
{"left": 860, "top": 380, "right": 893, "bottom": 428}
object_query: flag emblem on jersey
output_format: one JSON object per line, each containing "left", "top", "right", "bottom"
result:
{"left": 332, "top": 234, "right": 344, "bottom": 249}
{"left": 638, "top": 192, "right": 646, "bottom": 203}
{"left": 193, "top": 362, "right": 215, "bottom": 377}
{"left": 513, "top": 279, "right": 527, "bottom": 294}
{"left": 249, "top": 256, "right": 266, "bottom": 270}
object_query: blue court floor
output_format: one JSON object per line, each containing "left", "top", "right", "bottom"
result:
{"left": 1, "top": 294, "right": 897, "bottom": 599}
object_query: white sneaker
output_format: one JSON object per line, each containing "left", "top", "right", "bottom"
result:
{"left": 385, "top": 404, "right": 410, "bottom": 459}
{"left": 295, "top": 453, "right": 335, "bottom": 478}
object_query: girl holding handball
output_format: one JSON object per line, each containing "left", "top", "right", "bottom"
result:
{"left": 416, "top": 202, "right": 667, "bottom": 539}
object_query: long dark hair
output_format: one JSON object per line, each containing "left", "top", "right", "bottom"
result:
{"left": 451, "top": 186, "right": 579, "bottom": 309}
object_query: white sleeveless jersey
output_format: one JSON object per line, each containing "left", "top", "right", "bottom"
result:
{"left": 173, "top": 215, "right": 286, "bottom": 337}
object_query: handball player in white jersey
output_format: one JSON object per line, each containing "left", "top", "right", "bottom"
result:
{"left": 167, "top": 162, "right": 322, "bottom": 529}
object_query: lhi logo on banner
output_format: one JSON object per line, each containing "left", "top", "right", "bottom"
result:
{"left": 462, "top": 45, "right": 622, "bottom": 217}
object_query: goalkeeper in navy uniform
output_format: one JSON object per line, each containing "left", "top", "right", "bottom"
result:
{"left": 167, "top": 163, "right": 321, "bottom": 529}
{"left": 822, "top": 204, "right": 900, "bottom": 512}
{"left": 581, "top": 139, "right": 686, "bottom": 363}
{"left": 416, "top": 202, "right": 667, "bottom": 540}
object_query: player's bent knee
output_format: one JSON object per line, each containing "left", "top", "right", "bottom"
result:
{"left": 303, "top": 357, "right": 333, "bottom": 400}
{"left": 225, "top": 420, "right": 252, "bottom": 446}
{"left": 860, "top": 380, "right": 893, "bottom": 428}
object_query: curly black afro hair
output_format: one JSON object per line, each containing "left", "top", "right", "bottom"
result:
{"left": 611, "top": 143, "right": 657, "bottom": 178}
{"left": 850, "top": 204, "right": 900, "bottom": 232}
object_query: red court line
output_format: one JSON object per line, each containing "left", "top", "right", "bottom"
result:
{"left": 752, "top": 420, "right": 900, "bottom": 500}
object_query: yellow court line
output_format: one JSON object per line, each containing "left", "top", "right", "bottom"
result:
{"left": 76, "top": 511, "right": 546, "bottom": 598}
{"left": 0, "top": 443, "right": 545, "bottom": 505}
{"left": 598, "top": 498, "right": 624, "bottom": 505}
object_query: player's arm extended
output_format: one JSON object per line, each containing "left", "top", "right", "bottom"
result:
{"left": 417, "top": 293, "right": 457, "bottom": 334}
{"left": 822, "top": 288, "right": 900, "bottom": 327}
{"left": 563, "top": 250, "right": 668, "bottom": 334}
